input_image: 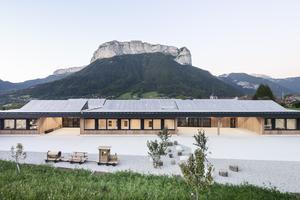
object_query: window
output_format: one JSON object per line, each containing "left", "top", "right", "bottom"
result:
{"left": 164, "top": 119, "right": 175, "bottom": 129}
{"left": 4, "top": 119, "right": 15, "bottom": 129}
{"left": 130, "top": 119, "right": 141, "bottom": 130}
{"left": 16, "top": 119, "right": 26, "bottom": 129}
{"left": 153, "top": 119, "right": 161, "bottom": 130}
{"left": 287, "top": 119, "right": 297, "bottom": 130}
{"left": 178, "top": 118, "right": 211, "bottom": 127}
{"left": 202, "top": 118, "right": 211, "bottom": 127}
{"left": 121, "top": 119, "right": 129, "bottom": 129}
{"left": 144, "top": 119, "right": 153, "bottom": 130}
{"left": 107, "top": 119, "right": 117, "bottom": 129}
{"left": 275, "top": 119, "right": 285, "bottom": 129}
{"left": 84, "top": 119, "right": 95, "bottom": 130}
{"left": 264, "top": 118, "right": 272, "bottom": 130}
{"left": 28, "top": 119, "right": 38, "bottom": 130}
{"left": 98, "top": 119, "right": 107, "bottom": 130}
{"left": 177, "top": 118, "right": 188, "bottom": 127}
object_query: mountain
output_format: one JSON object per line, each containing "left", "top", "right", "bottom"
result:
{"left": 13, "top": 53, "right": 242, "bottom": 100}
{"left": 91, "top": 40, "right": 192, "bottom": 65}
{"left": 218, "top": 73, "right": 295, "bottom": 96}
{"left": 273, "top": 77, "right": 300, "bottom": 94}
{"left": 0, "top": 68, "right": 84, "bottom": 94}
{"left": 53, "top": 66, "right": 86, "bottom": 75}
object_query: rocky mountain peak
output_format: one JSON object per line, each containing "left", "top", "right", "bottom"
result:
{"left": 90, "top": 40, "right": 192, "bottom": 65}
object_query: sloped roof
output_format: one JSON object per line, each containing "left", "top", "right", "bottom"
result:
{"left": 18, "top": 99, "right": 88, "bottom": 112}
{"left": 86, "top": 99, "right": 106, "bottom": 109}
{"left": 84, "top": 99, "right": 292, "bottom": 113}
{"left": 1, "top": 98, "right": 299, "bottom": 118}
{"left": 174, "top": 99, "right": 287, "bottom": 113}
{"left": 87, "top": 99, "right": 178, "bottom": 112}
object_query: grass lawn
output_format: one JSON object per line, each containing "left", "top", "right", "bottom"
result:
{"left": 0, "top": 160, "right": 298, "bottom": 200}
{"left": 141, "top": 91, "right": 161, "bottom": 98}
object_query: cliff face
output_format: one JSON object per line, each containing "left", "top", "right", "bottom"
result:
{"left": 53, "top": 66, "right": 85, "bottom": 75}
{"left": 90, "top": 40, "right": 192, "bottom": 65}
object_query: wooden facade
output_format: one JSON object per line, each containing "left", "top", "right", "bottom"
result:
{"left": 0, "top": 116, "right": 299, "bottom": 135}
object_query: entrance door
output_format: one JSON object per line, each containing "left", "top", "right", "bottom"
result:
{"left": 62, "top": 118, "right": 80, "bottom": 128}
{"left": 230, "top": 118, "right": 236, "bottom": 128}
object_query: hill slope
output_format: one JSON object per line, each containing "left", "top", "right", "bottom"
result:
{"left": 18, "top": 53, "right": 242, "bottom": 99}
{"left": 0, "top": 74, "right": 70, "bottom": 94}
{"left": 219, "top": 73, "right": 292, "bottom": 96}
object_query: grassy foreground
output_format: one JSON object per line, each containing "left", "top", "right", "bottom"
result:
{"left": 0, "top": 160, "right": 297, "bottom": 200}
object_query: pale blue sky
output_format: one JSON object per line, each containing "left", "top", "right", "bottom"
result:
{"left": 0, "top": 0, "right": 299, "bottom": 82}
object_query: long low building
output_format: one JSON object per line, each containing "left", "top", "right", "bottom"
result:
{"left": 0, "top": 98, "right": 300, "bottom": 135}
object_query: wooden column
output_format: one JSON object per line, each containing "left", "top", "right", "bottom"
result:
{"left": 217, "top": 117, "right": 222, "bottom": 136}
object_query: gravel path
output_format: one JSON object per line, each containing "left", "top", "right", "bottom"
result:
{"left": 1, "top": 150, "right": 300, "bottom": 193}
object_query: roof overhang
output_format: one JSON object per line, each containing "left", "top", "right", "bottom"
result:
{"left": 1, "top": 111, "right": 300, "bottom": 119}
{"left": 82, "top": 111, "right": 300, "bottom": 118}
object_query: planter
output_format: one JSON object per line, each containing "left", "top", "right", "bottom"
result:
{"left": 157, "top": 161, "right": 163, "bottom": 167}
{"left": 170, "top": 159, "right": 176, "bottom": 165}
{"left": 229, "top": 165, "right": 239, "bottom": 172}
{"left": 219, "top": 170, "right": 228, "bottom": 177}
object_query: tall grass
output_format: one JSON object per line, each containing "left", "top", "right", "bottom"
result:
{"left": 0, "top": 160, "right": 297, "bottom": 200}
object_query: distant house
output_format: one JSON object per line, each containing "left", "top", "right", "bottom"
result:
{"left": 0, "top": 99, "right": 300, "bottom": 135}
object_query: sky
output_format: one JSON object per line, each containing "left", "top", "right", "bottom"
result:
{"left": 0, "top": 0, "right": 300, "bottom": 82}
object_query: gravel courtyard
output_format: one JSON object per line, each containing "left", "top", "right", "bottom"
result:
{"left": 1, "top": 151, "right": 300, "bottom": 193}
{"left": 1, "top": 129, "right": 300, "bottom": 193}
{"left": 1, "top": 128, "right": 300, "bottom": 161}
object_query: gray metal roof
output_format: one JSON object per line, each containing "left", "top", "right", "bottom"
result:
{"left": 174, "top": 99, "right": 288, "bottom": 113}
{"left": 1, "top": 99, "right": 299, "bottom": 118}
{"left": 83, "top": 99, "right": 292, "bottom": 113}
{"left": 87, "top": 99, "right": 179, "bottom": 112}
{"left": 18, "top": 99, "right": 88, "bottom": 112}
{"left": 86, "top": 99, "right": 106, "bottom": 109}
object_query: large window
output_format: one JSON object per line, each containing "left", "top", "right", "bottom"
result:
{"left": 4, "top": 119, "right": 15, "bottom": 129}
{"left": 264, "top": 118, "right": 272, "bottom": 130}
{"left": 107, "top": 119, "right": 118, "bottom": 130}
{"left": 130, "top": 119, "right": 141, "bottom": 130}
{"left": 16, "top": 119, "right": 26, "bottom": 130}
{"left": 164, "top": 119, "right": 175, "bottom": 129}
{"left": 275, "top": 119, "right": 285, "bottom": 129}
{"left": 29, "top": 119, "right": 38, "bottom": 130}
{"left": 121, "top": 119, "right": 129, "bottom": 130}
{"left": 98, "top": 119, "right": 107, "bottom": 130}
{"left": 177, "top": 118, "right": 211, "bottom": 127}
{"left": 287, "top": 119, "right": 297, "bottom": 130}
{"left": 84, "top": 119, "right": 95, "bottom": 130}
{"left": 202, "top": 118, "right": 211, "bottom": 127}
{"left": 144, "top": 119, "right": 153, "bottom": 130}
{"left": 177, "top": 118, "right": 188, "bottom": 127}
{"left": 153, "top": 119, "right": 161, "bottom": 130}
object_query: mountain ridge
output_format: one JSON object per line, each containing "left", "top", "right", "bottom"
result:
{"left": 218, "top": 73, "right": 300, "bottom": 96}
{"left": 1, "top": 53, "right": 242, "bottom": 105}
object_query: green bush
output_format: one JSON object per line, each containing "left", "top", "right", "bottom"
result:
{"left": 0, "top": 160, "right": 297, "bottom": 200}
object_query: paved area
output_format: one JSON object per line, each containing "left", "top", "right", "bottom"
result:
{"left": 1, "top": 128, "right": 300, "bottom": 161}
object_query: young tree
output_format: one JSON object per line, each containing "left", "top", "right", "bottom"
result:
{"left": 180, "top": 130, "right": 213, "bottom": 200}
{"left": 193, "top": 129, "right": 208, "bottom": 158}
{"left": 157, "top": 128, "right": 171, "bottom": 148}
{"left": 147, "top": 128, "right": 172, "bottom": 168}
{"left": 11, "top": 143, "right": 27, "bottom": 173}
{"left": 253, "top": 84, "right": 275, "bottom": 100}
{"left": 147, "top": 140, "right": 166, "bottom": 168}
